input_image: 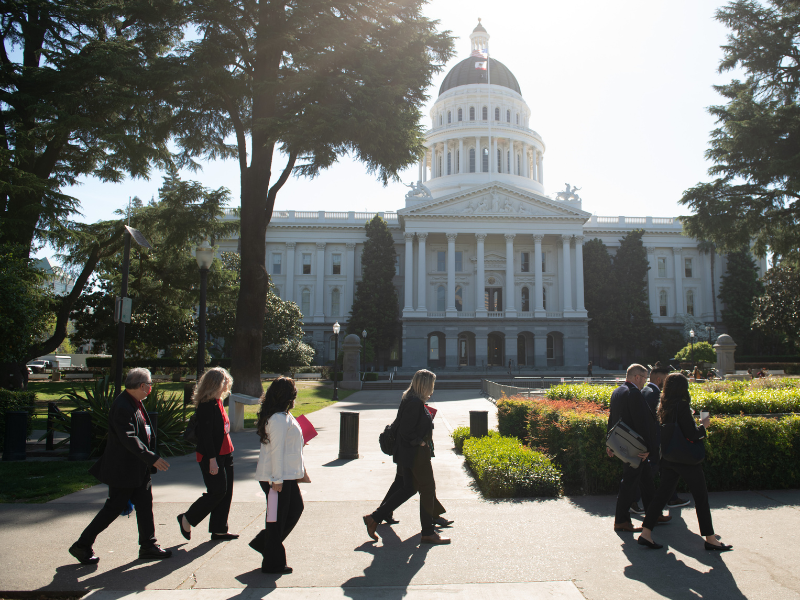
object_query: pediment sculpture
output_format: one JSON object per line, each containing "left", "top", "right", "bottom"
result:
{"left": 460, "top": 192, "right": 534, "bottom": 215}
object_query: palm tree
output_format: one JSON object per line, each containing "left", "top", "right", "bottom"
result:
{"left": 698, "top": 240, "right": 718, "bottom": 328}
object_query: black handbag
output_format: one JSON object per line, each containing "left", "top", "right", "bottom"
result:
{"left": 183, "top": 413, "right": 199, "bottom": 445}
{"left": 661, "top": 417, "right": 705, "bottom": 465}
{"left": 378, "top": 423, "right": 397, "bottom": 456}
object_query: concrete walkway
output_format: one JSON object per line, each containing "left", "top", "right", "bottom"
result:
{"left": 0, "top": 390, "right": 798, "bottom": 600}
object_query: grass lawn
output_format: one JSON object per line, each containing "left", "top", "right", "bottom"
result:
{"left": 0, "top": 460, "right": 97, "bottom": 503}
{"left": 243, "top": 384, "right": 354, "bottom": 429}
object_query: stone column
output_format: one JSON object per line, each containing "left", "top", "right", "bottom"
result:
{"left": 673, "top": 246, "right": 684, "bottom": 316}
{"left": 422, "top": 147, "right": 428, "bottom": 182}
{"left": 533, "top": 234, "right": 545, "bottom": 317}
{"left": 646, "top": 246, "right": 657, "bottom": 318}
{"left": 523, "top": 143, "right": 529, "bottom": 178}
{"left": 505, "top": 233, "right": 517, "bottom": 316}
{"left": 445, "top": 140, "right": 450, "bottom": 175}
{"left": 445, "top": 329, "right": 458, "bottom": 368}
{"left": 459, "top": 138, "right": 464, "bottom": 174}
{"left": 314, "top": 242, "right": 326, "bottom": 322}
{"left": 285, "top": 242, "right": 296, "bottom": 303}
{"left": 574, "top": 236, "right": 586, "bottom": 314}
{"left": 417, "top": 233, "right": 427, "bottom": 314}
{"left": 505, "top": 327, "right": 518, "bottom": 368}
{"left": 534, "top": 327, "right": 548, "bottom": 367}
{"left": 475, "top": 136, "right": 480, "bottom": 172}
{"left": 537, "top": 152, "right": 543, "bottom": 184}
{"left": 345, "top": 242, "right": 356, "bottom": 318}
{"left": 476, "top": 233, "right": 487, "bottom": 317}
{"left": 493, "top": 137, "right": 498, "bottom": 174}
{"left": 561, "top": 235, "right": 573, "bottom": 313}
{"left": 531, "top": 149, "right": 537, "bottom": 181}
{"left": 403, "top": 233, "right": 414, "bottom": 316}
{"left": 475, "top": 328, "right": 488, "bottom": 368}
{"left": 446, "top": 233, "right": 457, "bottom": 316}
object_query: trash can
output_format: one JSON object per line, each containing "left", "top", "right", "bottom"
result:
{"left": 469, "top": 410, "right": 488, "bottom": 438}
{"left": 68, "top": 411, "right": 93, "bottom": 461}
{"left": 338, "top": 412, "right": 359, "bottom": 459}
{"left": 3, "top": 411, "right": 28, "bottom": 461}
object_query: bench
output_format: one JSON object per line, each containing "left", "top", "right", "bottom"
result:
{"left": 228, "top": 392, "right": 261, "bottom": 432}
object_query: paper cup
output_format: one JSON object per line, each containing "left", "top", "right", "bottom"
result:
{"left": 700, "top": 411, "right": 709, "bottom": 420}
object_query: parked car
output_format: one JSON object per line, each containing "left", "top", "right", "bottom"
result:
{"left": 27, "top": 360, "right": 48, "bottom": 373}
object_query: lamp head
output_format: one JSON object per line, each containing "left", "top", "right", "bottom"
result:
{"left": 196, "top": 239, "right": 214, "bottom": 270}
{"left": 690, "top": 329, "right": 695, "bottom": 338}
{"left": 333, "top": 321, "right": 340, "bottom": 335}
{"left": 362, "top": 330, "right": 367, "bottom": 338}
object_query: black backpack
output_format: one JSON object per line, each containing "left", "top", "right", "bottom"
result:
{"left": 379, "top": 400, "right": 407, "bottom": 456}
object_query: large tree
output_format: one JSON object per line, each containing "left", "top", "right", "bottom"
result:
{"left": 717, "top": 248, "right": 764, "bottom": 354}
{"left": 172, "top": 0, "right": 453, "bottom": 395}
{"left": 752, "top": 264, "right": 800, "bottom": 353}
{"left": 582, "top": 238, "right": 615, "bottom": 355}
{"left": 679, "top": 1, "right": 800, "bottom": 263}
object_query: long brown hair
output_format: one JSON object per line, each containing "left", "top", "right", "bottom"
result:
{"left": 657, "top": 372, "right": 690, "bottom": 424}
{"left": 193, "top": 367, "right": 233, "bottom": 405}
{"left": 256, "top": 377, "right": 297, "bottom": 444}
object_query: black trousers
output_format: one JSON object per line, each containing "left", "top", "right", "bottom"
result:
{"left": 615, "top": 459, "right": 655, "bottom": 524}
{"left": 77, "top": 475, "right": 156, "bottom": 548}
{"left": 376, "top": 465, "right": 445, "bottom": 523}
{"left": 185, "top": 453, "right": 234, "bottom": 533}
{"left": 634, "top": 458, "right": 679, "bottom": 504}
{"left": 259, "top": 480, "right": 304, "bottom": 572}
{"left": 642, "top": 460, "right": 714, "bottom": 536}
{"left": 372, "top": 447, "right": 437, "bottom": 536}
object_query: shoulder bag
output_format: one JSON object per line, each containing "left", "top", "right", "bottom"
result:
{"left": 379, "top": 398, "right": 408, "bottom": 456}
{"left": 183, "top": 412, "right": 199, "bottom": 445}
{"left": 606, "top": 419, "right": 647, "bottom": 468}
{"left": 661, "top": 412, "right": 705, "bottom": 465}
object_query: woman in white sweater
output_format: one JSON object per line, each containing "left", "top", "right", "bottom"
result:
{"left": 254, "top": 377, "right": 306, "bottom": 574}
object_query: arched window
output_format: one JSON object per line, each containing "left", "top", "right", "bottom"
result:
{"left": 507, "top": 150, "right": 511, "bottom": 173}
{"left": 521, "top": 287, "right": 530, "bottom": 312}
{"left": 331, "top": 288, "right": 340, "bottom": 317}
{"left": 458, "top": 108, "right": 463, "bottom": 121}
{"left": 447, "top": 111, "right": 451, "bottom": 124}
{"left": 542, "top": 286, "right": 547, "bottom": 310}
{"left": 469, "top": 106, "right": 475, "bottom": 120}
{"left": 659, "top": 290, "right": 668, "bottom": 316}
{"left": 516, "top": 154, "right": 521, "bottom": 175}
{"left": 456, "top": 150, "right": 460, "bottom": 173}
{"left": 429, "top": 335, "right": 439, "bottom": 360}
{"left": 455, "top": 285, "right": 463, "bottom": 311}
{"left": 437, "top": 286, "right": 446, "bottom": 312}
{"left": 686, "top": 289, "right": 695, "bottom": 316}
{"left": 494, "top": 107, "right": 500, "bottom": 121}
{"left": 506, "top": 109, "right": 511, "bottom": 123}
{"left": 546, "top": 334, "right": 555, "bottom": 359}
{"left": 497, "top": 148, "right": 501, "bottom": 172}
{"left": 446, "top": 150, "right": 451, "bottom": 175}
{"left": 482, "top": 147, "right": 489, "bottom": 172}
{"left": 482, "top": 106, "right": 488, "bottom": 120}
{"left": 469, "top": 148, "right": 476, "bottom": 173}
{"left": 437, "top": 155, "right": 442, "bottom": 177}
{"left": 301, "top": 289, "right": 311, "bottom": 315}
{"left": 516, "top": 113, "right": 520, "bottom": 125}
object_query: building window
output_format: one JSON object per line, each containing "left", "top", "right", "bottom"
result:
{"left": 447, "top": 151, "right": 451, "bottom": 175}
{"left": 659, "top": 290, "right": 668, "bottom": 316}
{"left": 455, "top": 285, "right": 463, "bottom": 311}
{"left": 482, "top": 148, "right": 488, "bottom": 172}
{"left": 686, "top": 289, "right": 694, "bottom": 316}
{"left": 437, "top": 251, "right": 446, "bottom": 272}
{"left": 657, "top": 257, "right": 667, "bottom": 278}
{"left": 497, "top": 148, "right": 501, "bottom": 172}
{"left": 455, "top": 251, "right": 463, "bottom": 272}
{"left": 394, "top": 255, "right": 400, "bottom": 275}
{"left": 271, "top": 253, "right": 282, "bottom": 275}
{"left": 458, "top": 108, "right": 463, "bottom": 121}
{"left": 437, "top": 286, "right": 446, "bottom": 311}
{"left": 685, "top": 257, "right": 693, "bottom": 278}
{"left": 542, "top": 286, "right": 547, "bottom": 310}
{"left": 447, "top": 111, "right": 451, "bottom": 124}
{"left": 485, "top": 287, "right": 502, "bottom": 311}
{"left": 429, "top": 335, "right": 439, "bottom": 360}
{"left": 506, "top": 109, "right": 510, "bottom": 123}
{"left": 516, "top": 154, "right": 521, "bottom": 175}
{"left": 507, "top": 150, "right": 510, "bottom": 173}
{"left": 494, "top": 107, "right": 500, "bottom": 121}
{"left": 482, "top": 106, "right": 488, "bottom": 120}
{"left": 521, "top": 252, "right": 530, "bottom": 272}
{"left": 437, "top": 155, "right": 442, "bottom": 177}
{"left": 542, "top": 252, "right": 547, "bottom": 273}
{"left": 301, "top": 289, "right": 311, "bottom": 315}
{"left": 469, "top": 148, "right": 476, "bottom": 173}
{"left": 331, "top": 288, "right": 340, "bottom": 316}
{"left": 302, "top": 253, "right": 311, "bottom": 274}
{"left": 516, "top": 113, "right": 520, "bottom": 125}
{"left": 456, "top": 150, "right": 460, "bottom": 173}
{"left": 546, "top": 334, "right": 554, "bottom": 359}
{"left": 521, "top": 287, "right": 530, "bottom": 311}
{"left": 469, "top": 106, "right": 475, "bottom": 120}
{"left": 332, "top": 253, "right": 341, "bottom": 275}
{"left": 439, "top": 114, "right": 442, "bottom": 125}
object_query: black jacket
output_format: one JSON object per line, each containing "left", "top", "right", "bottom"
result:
{"left": 641, "top": 382, "right": 661, "bottom": 415}
{"left": 393, "top": 394, "right": 433, "bottom": 468}
{"left": 661, "top": 398, "right": 706, "bottom": 450}
{"left": 89, "top": 390, "right": 158, "bottom": 488}
{"left": 194, "top": 399, "right": 227, "bottom": 460}
{"left": 607, "top": 381, "right": 657, "bottom": 454}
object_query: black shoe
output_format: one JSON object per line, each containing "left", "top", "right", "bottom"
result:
{"left": 249, "top": 530, "right": 266, "bottom": 555}
{"left": 629, "top": 502, "right": 645, "bottom": 515}
{"left": 177, "top": 514, "right": 190, "bottom": 540}
{"left": 139, "top": 544, "right": 172, "bottom": 560}
{"left": 433, "top": 516, "right": 454, "bottom": 527}
{"left": 667, "top": 496, "right": 691, "bottom": 508}
{"left": 211, "top": 533, "right": 239, "bottom": 541}
{"left": 262, "top": 565, "right": 293, "bottom": 574}
{"left": 637, "top": 536, "right": 664, "bottom": 550}
{"left": 705, "top": 541, "right": 733, "bottom": 551}
{"left": 69, "top": 543, "right": 99, "bottom": 565}
{"left": 384, "top": 517, "right": 400, "bottom": 525}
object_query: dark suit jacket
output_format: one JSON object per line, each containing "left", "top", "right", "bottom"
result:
{"left": 607, "top": 381, "right": 657, "bottom": 454}
{"left": 194, "top": 399, "right": 227, "bottom": 460}
{"left": 662, "top": 399, "right": 707, "bottom": 450}
{"left": 89, "top": 390, "right": 158, "bottom": 488}
{"left": 641, "top": 382, "right": 661, "bottom": 415}
{"left": 393, "top": 394, "right": 433, "bottom": 469}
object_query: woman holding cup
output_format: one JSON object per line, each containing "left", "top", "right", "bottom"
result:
{"left": 637, "top": 373, "right": 732, "bottom": 551}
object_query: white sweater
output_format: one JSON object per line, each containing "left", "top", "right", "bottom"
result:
{"left": 255, "top": 412, "right": 305, "bottom": 484}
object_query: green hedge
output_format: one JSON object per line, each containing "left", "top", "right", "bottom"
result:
{"left": 690, "top": 387, "right": 800, "bottom": 414}
{"left": 452, "top": 425, "right": 470, "bottom": 454}
{"left": 0, "top": 390, "right": 36, "bottom": 446}
{"left": 545, "top": 384, "right": 613, "bottom": 408}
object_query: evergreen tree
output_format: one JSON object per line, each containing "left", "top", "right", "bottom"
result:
{"left": 718, "top": 249, "right": 764, "bottom": 354}
{"left": 348, "top": 216, "right": 399, "bottom": 370}
{"left": 753, "top": 263, "right": 800, "bottom": 353}
{"left": 583, "top": 238, "right": 615, "bottom": 353}
{"left": 609, "top": 230, "right": 655, "bottom": 356}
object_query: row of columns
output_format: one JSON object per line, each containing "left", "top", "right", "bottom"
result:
{"left": 419, "top": 138, "right": 543, "bottom": 183}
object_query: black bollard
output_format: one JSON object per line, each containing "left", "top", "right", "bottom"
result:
{"left": 469, "top": 410, "right": 488, "bottom": 438}
{"left": 338, "top": 412, "right": 359, "bottom": 459}
{"left": 148, "top": 411, "right": 158, "bottom": 451}
{"left": 3, "top": 411, "right": 28, "bottom": 461}
{"left": 46, "top": 402, "right": 56, "bottom": 451}
{"left": 69, "top": 411, "right": 93, "bottom": 461}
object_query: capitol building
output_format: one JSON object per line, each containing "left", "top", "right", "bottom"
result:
{"left": 220, "top": 23, "right": 765, "bottom": 371}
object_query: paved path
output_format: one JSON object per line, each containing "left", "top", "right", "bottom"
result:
{"left": 1, "top": 390, "right": 799, "bottom": 600}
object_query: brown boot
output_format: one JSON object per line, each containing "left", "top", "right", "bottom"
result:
{"left": 362, "top": 515, "right": 378, "bottom": 541}
{"left": 420, "top": 533, "right": 451, "bottom": 545}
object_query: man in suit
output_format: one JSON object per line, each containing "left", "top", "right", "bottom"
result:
{"left": 607, "top": 364, "right": 668, "bottom": 532}
{"left": 69, "top": 368, "right": 172, "bottom": 564}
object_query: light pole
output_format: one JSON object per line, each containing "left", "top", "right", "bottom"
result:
{"left": 361, "top": 329, "right": 367, "bottom": 378}
{"left": 196, "top": 239, "right": 214, "bottom": 380}
{"left": 689, "top": 329, "right": 695, "bottom": 372}
{"left": 332, "top": 321, "right": 340, "bottom": 401}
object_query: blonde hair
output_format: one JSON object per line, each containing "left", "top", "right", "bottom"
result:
{"left": 193, "top": 367, "right": 233, "bottom": 405}
{"left": 402, "top": 369, "right": 436, "bottom": 401}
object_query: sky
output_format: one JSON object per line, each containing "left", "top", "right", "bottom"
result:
{"left": 51, "top": 0, "right": 736, "bottom": 259}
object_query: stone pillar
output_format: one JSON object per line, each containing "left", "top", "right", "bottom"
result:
{"left": 646, "top": 246, "right": 657, "bottom": 318}
{"left": 714, "top": 334, "right": 737, "bottom": 376}
{"left": 673, "top": 247, "right": 684, "bottom": 316}
{"left": 534, "top": 328, "right": 548, "bottom": 367}
{"left": 476, "top": 233, "right": 487, "bottom": 318}
{"left": 403, "top": 233, "right": 414, "bottom": 316}
{"left": 493, "top": 137, "right": 498, "bottom": 174}
{"left": 417, "top": 233, "right": 427, "bottom": 314}
{"left": 531, "top": 149, "right": 537, "bottom": 181}
{"left": 574, "top": 236, "right": 586, "bottom": 314}
{"left": 459, "top": 138, "right": 464, "bottom": 174}
{"left": 504, "top": 327, "right": 518, "bottom": 369}
{"left": 446, "top": 233, "right": 457, "bottom": 316}
{"left": 537, "top": 152, "right": 543, "bottom": 184}
{"left": 340, "top": 333, "right": 362, "bottom": 390}
{"left": 475, "top": 328, "right": 488, "bottom": 369}
{"left": 314, "top": 242, "right": 326, "bottom": 322}
{"left": 533, "top": 234, "right": 545, "bottom": 317}
{"left": 505, "top": 234, "right": 517, "bottom": 316}
{"left": 285, "top": 241, "right": 296, "bottom": 303}
{"left": 345, "top": 242, "right": 356, "bottom": 318}
{"left": 561, "top": 235, "right": 573, "bottom": 313}
{"left": 523, "top": 143, "right": 529, "bottom": 178}
{"left": 445, "top": 329, "right": 458, "bottom": 368}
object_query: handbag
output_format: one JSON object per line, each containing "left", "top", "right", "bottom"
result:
{"left": 378, "top": 423, "right": 397, "bottom": 456}
{"left": 183, "top": 413, "right": 198, "bottom": 445}
{"left": 661, "top": 417, "right": 705, "bottom": 465}
{"left": 606, "top": 419, "right": 648, "bottom": 468}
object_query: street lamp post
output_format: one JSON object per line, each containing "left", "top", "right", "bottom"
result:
{"left": 332, "top": 321, "right": 340, "bottom": 401}
{"left": 361, "top": 330, "right": 367, "bottom": 378}
{"left": 196, "top": 240, "right": 214, "bottom": 380}
{"left": 690, "top": 329, "right": 696, "bottom": 372}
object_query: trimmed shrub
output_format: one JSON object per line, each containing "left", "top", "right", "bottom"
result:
{"left": 451, "top": 426, "right": 470, "bottom": 454}
{"left": 690, "top": 387, "right": 800, "bottom": 414}
{"left": 497, "top": 396, "right": 531, "bottom": 440}
{"left": 363, "top": 372, "right": 380, "bottom": 382}
{"left": 461, "top": 431, "right": 562, "bottom": 498}
{"left": 545, "top": 384, "right": 614, "bottom": 408}
{"left": 0, "top": 390, "right": 36, "bottom": 446}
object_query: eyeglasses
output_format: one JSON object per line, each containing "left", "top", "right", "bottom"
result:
{"left": 142, "top": 381, "right": 153, "bottom": 388}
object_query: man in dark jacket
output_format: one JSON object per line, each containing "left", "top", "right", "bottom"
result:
{"left": 69, "top": 368, "right": 171, "bottom": 564}
{"left": 607, "top": 364, "right": 666, "bottom": 532}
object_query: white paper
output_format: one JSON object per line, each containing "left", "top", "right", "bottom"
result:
{"left": 266, "top": 487, "right": 278, "bottom": 522}
{"left": 145, "top": 425, "right": 151, "bottom": 438}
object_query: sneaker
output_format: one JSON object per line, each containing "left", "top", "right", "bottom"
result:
{"left": 138, "top": 544, "right": 172, "bottom": 560}
{"left": 667, "top": 496, "right": 691, "bottom": 508}
{"left": 629, "top": 501, "right": 645, "bottom": 515}
{"left": 69, "top": 542, "right": 99, "bottom": 565}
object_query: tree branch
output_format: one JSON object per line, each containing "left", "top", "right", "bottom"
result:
{"left": 221, "top": 92, "right": 248, "bottom": 173}
{"left": 266, "top": 151, "right": 297, "bottom": 220}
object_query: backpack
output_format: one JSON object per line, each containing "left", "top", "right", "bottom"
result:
{"left": 378, "top": 423, "right": 397, "bottom": 456}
